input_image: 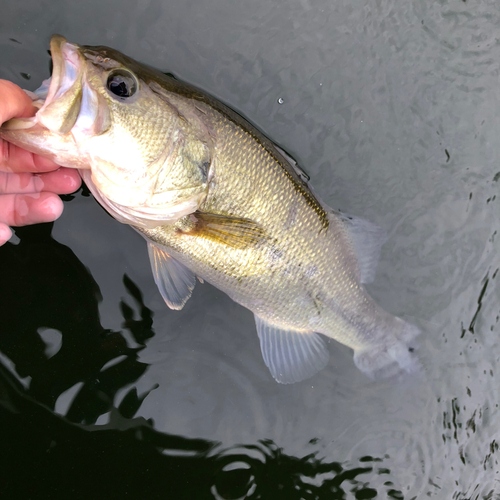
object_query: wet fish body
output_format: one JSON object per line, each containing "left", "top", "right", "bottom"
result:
{"left": 0, "top": 35, "right": 420, "bottom": 383}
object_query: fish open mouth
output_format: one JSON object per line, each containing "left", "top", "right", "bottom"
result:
{"left": 2, "top": 34, "right": 83, "bottom": 134}
{"left": 0, "top": 35, "right": 209, "bottom": 226}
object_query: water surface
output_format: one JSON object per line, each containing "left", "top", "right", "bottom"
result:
{"left": 1, "top": 0, "right": 499, "bottom": 498}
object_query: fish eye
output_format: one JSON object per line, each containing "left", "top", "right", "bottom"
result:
{"left": 106, "top": 69, "right": 138, "bottom": 98}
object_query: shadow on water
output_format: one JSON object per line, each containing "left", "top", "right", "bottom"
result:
{"left": 0, "top": 211, "right": 403, "bottom": 500}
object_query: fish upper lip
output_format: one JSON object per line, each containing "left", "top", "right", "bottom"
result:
{"left": 39, "top": 35, "right": 81, "bottom": 110}
{"left": 44, "top": 34, "right": 67, "bottom": 108}
{"left": 0, "top": 34, "right": 81, "bottom": 132}
{"left": 29, "top": 34, "right": 78, "bottom": 110}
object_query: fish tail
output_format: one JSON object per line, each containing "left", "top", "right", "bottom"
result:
{"left": 353, "top": 318, "right": 421, "bottom": 380}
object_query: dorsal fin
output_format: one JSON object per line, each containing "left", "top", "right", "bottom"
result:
{"left": 337, "top": 211, "right": 387, "bottom": 284}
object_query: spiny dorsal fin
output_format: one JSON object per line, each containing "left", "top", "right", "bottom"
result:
{"left": 273, "top": 144, "right": 310, "bottom": 182}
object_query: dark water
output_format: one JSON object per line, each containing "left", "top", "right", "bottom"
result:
{"left": 1, "top": 1, "right": 500, "bottom": 498}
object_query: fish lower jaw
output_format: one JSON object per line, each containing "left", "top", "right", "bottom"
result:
{"left": 1, "top": 94, "right": 45, "bottom": 131}
{"left": 0, "top": 116, "right": 39, "bottom": 131}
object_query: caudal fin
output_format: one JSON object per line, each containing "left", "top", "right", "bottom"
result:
{"left": 353, "top": 319, "right": 421, "bottom": 380}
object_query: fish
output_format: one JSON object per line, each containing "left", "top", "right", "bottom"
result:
{"left": 0, "top": 35, "right": 421, "bottom": 384}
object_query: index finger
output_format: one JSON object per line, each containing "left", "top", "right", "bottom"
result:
{"left": 0, "top": 140, "right": 62, "bottom": 173}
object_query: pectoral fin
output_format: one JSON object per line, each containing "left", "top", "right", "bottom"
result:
{"left": 180, "top": 212, "right": 266, "bottom": 248}
{"left": 254, "top": 315, "right": 330, "bottom": 384}
{"left": 147, "top": 242, "right": 196, "bottom": 310}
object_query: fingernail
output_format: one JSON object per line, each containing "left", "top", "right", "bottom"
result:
{"left": 68, "top": 173, "right": 82, "bottom": 190}
{"left": 39, "top": 195, "right": 63, "bottom": 220}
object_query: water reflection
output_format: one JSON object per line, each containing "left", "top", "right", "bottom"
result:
{"left": 0, "top": 220, "right": 403, "bottom": 499}
{"left": 212, "top": 441, "right": 403, "bottom": 500}
{"left": 0, "top": 220, "right": 154, "bottom": 424}
{"left": 0, "top": 366, "right": 403, "bottom": 500}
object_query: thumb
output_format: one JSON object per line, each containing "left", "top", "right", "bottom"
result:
{"left": 0, "top": 80, "right": 37, "bottom": 125}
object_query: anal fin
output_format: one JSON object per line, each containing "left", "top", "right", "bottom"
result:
{"left": 147, "top": 242, "right": 196, "bottom": 310}
{"left": 255, "top": 315, "right": 330, "bottom": 384}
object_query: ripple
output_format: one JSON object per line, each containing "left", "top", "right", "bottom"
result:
{"left": 133, "top": 319, "right": 274, "bottom": 442}
{"left": 210, "top": 440, "right": 410, "bottom": 499}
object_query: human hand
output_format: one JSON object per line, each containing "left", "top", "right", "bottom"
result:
{"left": 0, "top": 79, "right": 81, "bottom": 245}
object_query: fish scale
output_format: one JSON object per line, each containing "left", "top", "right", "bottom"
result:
{"left": 140, "top": 104, "right": 389, "bottom": 342}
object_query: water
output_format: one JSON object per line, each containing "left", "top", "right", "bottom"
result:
{"left": 1, "top": 0, "right": 499, "bottom": 498}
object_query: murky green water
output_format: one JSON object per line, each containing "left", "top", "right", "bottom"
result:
{"left": 1, "top": 1, "right": 499, "bottom": 498}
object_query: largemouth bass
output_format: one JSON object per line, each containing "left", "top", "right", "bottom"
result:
{"left": 0, "top": 35, "right": 420, "bottom": 383}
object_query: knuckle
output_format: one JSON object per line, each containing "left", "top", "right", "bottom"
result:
{"left": 13, "top": 194, "right": 30, "bottom": 226}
